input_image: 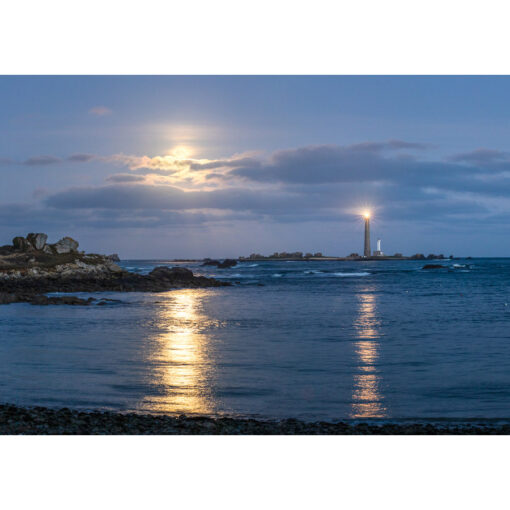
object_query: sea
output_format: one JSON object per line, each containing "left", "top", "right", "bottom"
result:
{"left": 2, "top": 258, "right": 510, "bottom": 422}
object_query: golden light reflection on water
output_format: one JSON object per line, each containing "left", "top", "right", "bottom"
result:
{"left": 351, "top": 290, "right": 387, "bottom": 418}
{"left": 142, "top": 289, "right": 218, "bottom": 415}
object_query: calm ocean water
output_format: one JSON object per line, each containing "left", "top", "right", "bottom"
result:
{"left": 2, "top": 258, "right": 510, "bottom": 420}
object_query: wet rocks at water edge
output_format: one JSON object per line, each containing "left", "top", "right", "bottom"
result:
{"left": 202, "top": 258, "right": 238, "bottom": 268}
{"left": 422, "top": 264, "right": 447, "bottom": 270}
{"left": 0, "top": 292, "right": 121, "bottom": 306}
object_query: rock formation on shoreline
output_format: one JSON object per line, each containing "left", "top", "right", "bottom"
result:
{"left": 202, "top": 258, "right": 237, "bottom": 268}
{"left": 0, "top": 233, "right": 229, "bottom": 305}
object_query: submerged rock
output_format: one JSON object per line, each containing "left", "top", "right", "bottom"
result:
{"left": 422, "top": 264, "right": 447, "bottom": 269}
{"left": 149, "top": 266, "right": 194, "bottom": 281}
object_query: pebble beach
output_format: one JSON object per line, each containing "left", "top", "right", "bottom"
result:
{"left": 2, "top": 404, "right": 510, "bottom": 435}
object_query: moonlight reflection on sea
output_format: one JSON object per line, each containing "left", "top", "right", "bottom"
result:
{"left": 140, "top": 289, "right": 218, "bottom": 415}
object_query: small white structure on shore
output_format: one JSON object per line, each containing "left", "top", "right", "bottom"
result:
{"left": 374, "top": 239, "right": 384, "bottom": 256}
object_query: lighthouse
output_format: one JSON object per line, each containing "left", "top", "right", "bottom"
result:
{"left": 363, "top": 212, "right": 371, "bottom": 257}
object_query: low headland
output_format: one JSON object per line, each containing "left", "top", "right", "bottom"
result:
{"left": 0, "top": 233, "right": 229, "bottom": 305}
{"left": 1, "top": 404, "right": 508, "bottom": 435}
{"left": 238, "top": 251, "right": 455, "bottom": 262}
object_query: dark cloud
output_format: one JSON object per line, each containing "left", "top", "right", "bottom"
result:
{"left": 229, "top": 144, "right": 465, "bottom": 185}
{"left": 106, "top": 174, "right": 146, "bottom": 183}
{"left": 448, "top": 148, "right": 510, "bottom": 165}
{"left": 67, "top": 153, "right": 96, "bottom": 162}
{"left": 347, "top": 139, "right": 430, "bottom": 152}
{"left": 226, "top": 143, "right": 510, "bottom": 201}
{"left": 23, "top": 155, "right": 62, "bottom": 166}
{"left": 0, "top": 154, "right": 96, "bottom": 166}
{"left": 0, "top": 202, "right": 255, "bottom": 234}
{"left": 45, "top": 184, "right": 307, "bottom": 215}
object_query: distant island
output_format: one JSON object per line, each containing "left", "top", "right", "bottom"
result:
{"left": 238, "top": 251, "right": 454, "bottom": 261}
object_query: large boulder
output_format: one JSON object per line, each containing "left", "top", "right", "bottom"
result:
{"left": 12, "top": 237, "right": 30, "bottom": 251}
{"left": 53, "top": 237, "right": 79, "bottom": 254}
{"left": 26, "top": 233, "right": 48, "bottom": 250}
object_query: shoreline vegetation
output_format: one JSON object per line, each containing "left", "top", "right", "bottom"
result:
{"left": 1, "top": 404, "right": 509, "bottom": 435}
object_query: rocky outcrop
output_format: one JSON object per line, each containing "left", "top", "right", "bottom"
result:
{"left": 27, "top": 233, "right": 48, "bottom": 250}
{"left": 202, "top": 258, "right": 237, "bottom": 268}
{"left": 0, "top": 266, "right": 229, "bottom": 296}
{"left": 0, "top": 233, "right": 229, "bottom": 304}
{"left": 106, "top": 253, "right": 120, "bottom": 262}
{"left": 422, "top": 264, "right": 447, "bottom": 269}
{"left": 9, "top": 233, "right": 79, "bottom": 256}
{"left": 12, "top": 236, "right": 31, "bottom": 251}
{"left": 53, "top": 236, "right": 79, "bottom": 254}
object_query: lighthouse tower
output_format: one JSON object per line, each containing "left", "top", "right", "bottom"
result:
{"left": 363, "top": 213, "right": 371, "bottom": 257}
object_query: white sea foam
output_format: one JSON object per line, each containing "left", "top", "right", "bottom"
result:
{"left": 272, "top": 273, "right": 283, "bottom": 277}
{"left": 332, "top": 272, "right": 370, "bottom": 277}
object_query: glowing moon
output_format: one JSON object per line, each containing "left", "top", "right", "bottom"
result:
{"left": 170, "top": 145, "right": 193, "bottom": 159}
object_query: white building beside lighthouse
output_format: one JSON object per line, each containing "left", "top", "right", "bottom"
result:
{"left": 374, "top": 239, "right": 384, "bottom": 256}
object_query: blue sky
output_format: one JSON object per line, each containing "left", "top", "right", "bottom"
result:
{"left": 2, "top": 76, "right": 510, "bottom": 257}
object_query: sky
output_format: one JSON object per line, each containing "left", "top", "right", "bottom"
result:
{"left": 2, "top": 76, "right": 510, "bottom": 257}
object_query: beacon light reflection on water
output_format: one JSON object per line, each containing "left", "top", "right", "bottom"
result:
{"left": 351, "top": 289, "right": 386, "bottom": 419}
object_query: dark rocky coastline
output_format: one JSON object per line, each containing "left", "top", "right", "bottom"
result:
{"left": 1, "top": 404, "right": 509, "bottom": 434}
{"left": 0, "top": 233, "right": 229, "bottom": 305}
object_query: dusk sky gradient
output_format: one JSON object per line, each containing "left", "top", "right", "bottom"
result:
{"left": 2, "top": 76, "right": 510, "bottom": 257}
